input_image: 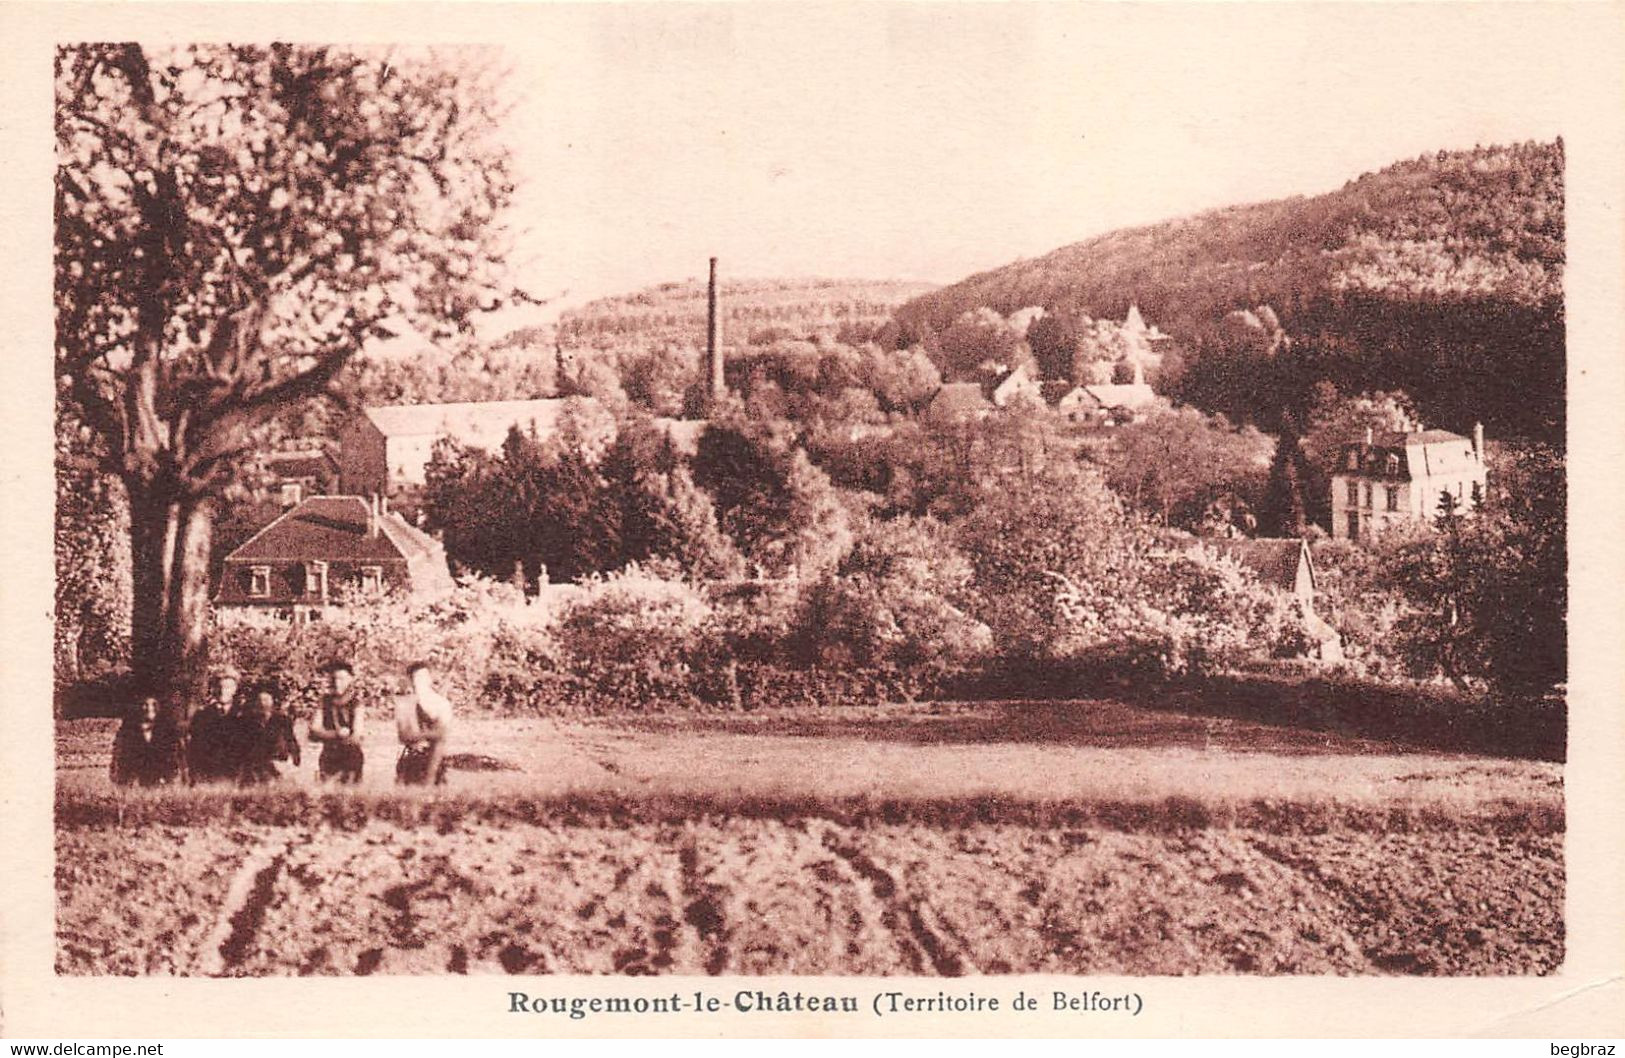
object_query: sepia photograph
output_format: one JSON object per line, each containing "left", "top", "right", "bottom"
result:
{"left": 29, "top": 1, "right": 1602, "bottom": 1004}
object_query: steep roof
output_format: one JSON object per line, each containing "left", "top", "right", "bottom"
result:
{"left": 1340, "top": 429, "right": 1481, "bottom": 480}
{"left": 363, "top": 398, "right": 600, "bottom": 446}
{"left": 1205, "top": 537, "right": 1314, "bottom": 593}
{"left": 225, "top": 497, "right": 421, "bottom": 563}
{"left": 928, "top": 382, "right": 991, "bottom": 419}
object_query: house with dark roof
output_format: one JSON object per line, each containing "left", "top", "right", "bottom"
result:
{"left": 1330, "top": 423, "right": 1487, "bottom": 542}
{"left": 216, "top": 495, "right": 455, "bottom": 621}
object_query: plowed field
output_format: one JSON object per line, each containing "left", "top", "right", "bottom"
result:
{"left": 55, "top": 700, "right": 1564, "bottom": 976}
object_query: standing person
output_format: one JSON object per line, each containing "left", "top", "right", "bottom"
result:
{"left": 309, "top": 658, "right": 365, "bottom": 784}
{"left": 394, "top": 661, "right": 453, "bottom": 786}
{"left": 110, "top": 695, "right": 180, "bottom": 787}
{"left": 187, "top": 667, "right": 240, "bottom": 783}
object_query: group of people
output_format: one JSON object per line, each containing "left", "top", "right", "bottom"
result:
{"left": 109, "top": 658, "right": 455, "bottom": 789}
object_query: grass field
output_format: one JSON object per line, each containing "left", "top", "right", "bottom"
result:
{"left": 55, "top": 697, "right": 1565, "bottom": 977}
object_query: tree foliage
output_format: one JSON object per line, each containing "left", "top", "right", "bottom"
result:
{"left": 56, "top": 43, "right": 514, "bottom": 694}
{"left": 1093, "top": 407, "right": 1272, "bottom": 532}
{"left": 422, "top": 416, "right": 749, "bottom": 589}
{"left": 1386, "top": 444, "right": 1565, "bottom": 697}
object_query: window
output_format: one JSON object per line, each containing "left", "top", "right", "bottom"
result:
{"left": 1346, "top": 481, "right": 1359, "bottom": 506}
{"left": 1346, "top": 512, "right": 1360, "bottom": 540}
{"left": 1385, "top": 453, "right": 1400, "bottom": 476}
{"left": 1386, "top": 486, "right": 1399, "bottom": 512}
{"left": 359, "top": 565, "right": 383, "bottom": 593}
{"left": 248, "top": 566, "right": 271, "bottom": 598}
{"left": 1361, "top": 483, "right": 1372, "bottom": 508}
{"left": 306, "top": 561, "right": 329, "bottom": 602}
{"left": 1471, "top": 481, "right": 1483, "bottom": 506}
{"left": 1346, "top": 451, "right": 1359, "bottom": 471}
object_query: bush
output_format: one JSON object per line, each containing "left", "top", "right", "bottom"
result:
{"left": 1052, "top": 545, "right": 1313, "bottom": 681}
{"left": 795, "top": 514, "right": 991, "bottom": 689}
{"left": 210, "top": 575, "right": 541, "bottom": 716}
{"left": 551, "top": 566, "right": 714, "bottom": 709}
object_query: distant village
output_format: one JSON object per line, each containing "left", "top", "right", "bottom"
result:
{"left": 217, "top": 262, "right": 1491, "bottom": 658}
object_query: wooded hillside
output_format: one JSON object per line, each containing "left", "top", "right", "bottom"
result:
{"left": 893, "top": 141, "right": 1564, "bottom": 441}
{"left": 561, "top": 276, "right": 939, "bottom": 349}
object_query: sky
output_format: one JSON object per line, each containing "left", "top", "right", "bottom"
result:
{"left": 473, "top": 3, "right": 1592, "bottom": 321}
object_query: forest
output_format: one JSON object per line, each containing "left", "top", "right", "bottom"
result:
{"left": 892, "top": 141, "right": 1564, "bottom": 442}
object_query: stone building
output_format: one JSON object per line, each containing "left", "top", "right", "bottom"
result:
{"left": 1330, "top": 423, "right": 1487, "bottom": 542}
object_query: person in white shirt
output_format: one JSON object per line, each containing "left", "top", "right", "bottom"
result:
{"left": 394, "top": 661, "right": 453, "bottom": 786}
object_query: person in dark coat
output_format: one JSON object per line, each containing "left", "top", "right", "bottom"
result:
{"left": 188, "top": 667, "right": 241, "bottom": 784}
{"left": 309, "top": 659, "right": 365, "bottom": 783}
{"left": 232, "top": 682, "right": 301, "bottom": 785}
{"left": 110, "top": 695, "right": 183, "bottom": 787}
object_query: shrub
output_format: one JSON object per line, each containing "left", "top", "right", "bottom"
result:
{"left": 796, "top": 514, "right": 991, "bottom": 688}
{"left": 551, "top": 566, "right": 713, "bottom": 709}
{"left": 1052, "top": 545, "right": 1313, "bottom": 681}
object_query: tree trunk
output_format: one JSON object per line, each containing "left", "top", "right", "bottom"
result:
{"left": 127, "top": 484, "right": 216, "bottom": 709}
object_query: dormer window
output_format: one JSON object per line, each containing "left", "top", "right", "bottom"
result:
{"left": 359, "top": 565, "right": 383, "bottom": 593}
{"left": 248, "top": 566, "right": 271, "bottom": 598}
{"left": 306, "top": 560, "right": 329, "bottom": 602}
{"left": 1346, "top": 450, "right": 1359, "bottom": 471}
{"left": 1385, "top": 453, "right": 1400, "bottom": 476}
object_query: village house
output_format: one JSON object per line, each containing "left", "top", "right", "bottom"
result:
{"left": 924, "top": 381, "right": 993, "bottom": 425}
{"left": 1330, "top": 423, "right": 1487, "bottom": 542}
{"left": 1121, "top": 303, "right": 1174, "bottom": 350}
{"left": 1202, "top": 536, "right": 1342, "bottom": 660}
{"left": 215, "top": 495, "right": 456, "bottom": 622}
{"left": 338, "top": 397, "right": 610, "bottom": 497}
{"left": 338, "top": 398, "right": 705, "bottom": 499}
{"left": 987, "top": 362, "right": 1043, "bottom": 407}
{"left": 1078, "top": 359, "right": 1162, "bottom": 425}
{"left": 1205, "top": 537, "right": 1319, "bottom": 611}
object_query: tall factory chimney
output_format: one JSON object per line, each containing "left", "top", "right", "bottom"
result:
{"left": 707, "top": 256, "right": 725, "bottom": 405}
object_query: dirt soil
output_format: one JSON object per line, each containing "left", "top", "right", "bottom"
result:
{"left": 56, "top": 700, "right": 1563, "bottom": 977}
{"left": 56, "top": 818, "right": 1562, "bottom": 977}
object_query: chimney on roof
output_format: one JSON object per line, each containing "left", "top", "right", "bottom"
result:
{"left": 1473, "top": 421, "right": 1484, "bottom": 461}
{"left": 367, "top": 494, "right": 380, "bottom": 537}
{"left": 1364, "top": 426, "right": 1373, "bottom": 446}
{"left": 706, "top": 256, "right": 725, "bottom": 407}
